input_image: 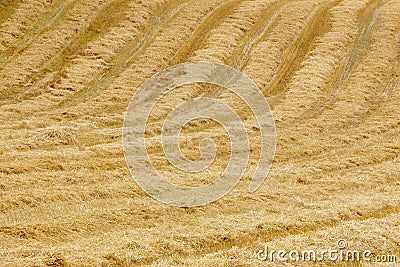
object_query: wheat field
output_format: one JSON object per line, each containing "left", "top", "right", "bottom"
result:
{"left": 0, "top": 0, "right": 399, "bottom": 266}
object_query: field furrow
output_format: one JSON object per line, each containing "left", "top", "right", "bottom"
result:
{"left": 314, "top": 0, "right": 400, "bottom": 129}
{"left": 242, "top": 0, "right": 334, "bottom": 95}
{"left": 0, "top": 0, "right": 61, "bottom": 51}
{"left": 170, "top": 0, "right": 244, "bottom": 65}
{"left": 0, "top": 0, "right": 180, "bottom": 113}
{"left": 272, "top": 0, "right": 375, "bottom": 119}
{"left": 0, "top": 0, "right": 110, "bottom": 101}
{"left": 234, "top": 0, "right": 291, "bottom": 70}
{"left": 59, "top": 0, "right": 226, "bottom": 111}
{"left": 0, "top": 0, "right": 73, "bottom": 69}
{"left": 136, "top": 0, "right": 281, "bottom": 123}
{"left": 0, "top": 0, "right": 398, "bottom": 265}
{"left": 51, "top": 0, "right": 178, "bottom": 94}
{"left": 188, "top": 0, "right": 272, "bottom": 63}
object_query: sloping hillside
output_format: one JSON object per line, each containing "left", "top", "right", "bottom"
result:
{"left": 0, "top": 0, "right": 399, "bottom": 266}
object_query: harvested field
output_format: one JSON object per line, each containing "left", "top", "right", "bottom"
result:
{"left": 0, "top": 0, "right": 399, "bottom": 266}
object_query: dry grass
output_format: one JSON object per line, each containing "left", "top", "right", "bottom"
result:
{"left": 0, "top": 0, "right": 399, "bottom": 266}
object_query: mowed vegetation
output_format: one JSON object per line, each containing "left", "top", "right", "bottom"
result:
{"left": 0, "top": 0, "right": 399, "bottom": 266}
